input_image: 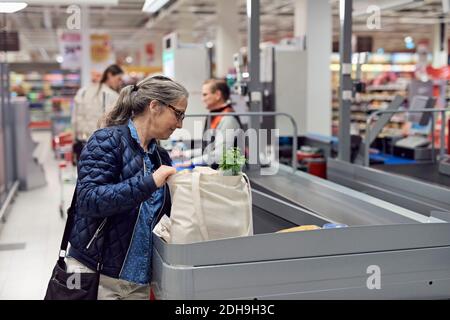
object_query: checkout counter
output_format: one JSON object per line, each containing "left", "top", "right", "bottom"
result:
{"left": 151, "top": 164, "right": 450, "bottom": 299}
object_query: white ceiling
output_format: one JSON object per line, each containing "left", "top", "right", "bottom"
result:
{"left": 1, "top": 0, "right": 448, "bottom": 62}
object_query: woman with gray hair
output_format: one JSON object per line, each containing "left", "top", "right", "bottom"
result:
{"left": 63, "top": 75, "right": 188, "bottom": 299}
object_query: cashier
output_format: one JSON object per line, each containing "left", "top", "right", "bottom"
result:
{"left": 174, "top": 79, "right": 243, "bottom": 168}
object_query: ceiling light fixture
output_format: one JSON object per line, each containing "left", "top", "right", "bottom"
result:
{"left": 142, "top": 0, "right": 171, "bottom": 13}
{"left": 0, "top": 2, "right": 28, "bottom": 13}
{"left": 125, "top": 56, "right": 133, "bottom": 64}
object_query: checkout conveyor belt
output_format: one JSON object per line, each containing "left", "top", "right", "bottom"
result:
{"left": 151, "top": 164, "right": 450, "bottom": 300}
{"left": 247, "top": 166, "right": 434, "bottom": 227}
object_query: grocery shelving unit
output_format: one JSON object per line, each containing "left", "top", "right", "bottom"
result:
{"left": 10, "top": 69, "right": 80, "bottom": 130}
{"left": 331, "top": 53, "right": 417, "bottom": 138}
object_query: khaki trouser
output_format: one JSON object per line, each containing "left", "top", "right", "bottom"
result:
{"left": 66, "top": 257, "right": 150, "bottom": 300}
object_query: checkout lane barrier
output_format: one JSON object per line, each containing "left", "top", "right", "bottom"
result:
{"left": 183, "top": 112, "right": 299, "bottom": 172}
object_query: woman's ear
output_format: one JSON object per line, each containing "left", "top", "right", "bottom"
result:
{"left": 149, "top": 100, "right": 160, "bottom": 112}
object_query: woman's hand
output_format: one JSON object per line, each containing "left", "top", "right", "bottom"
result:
{"left": 153, "top": 165, "right": 177, "bottom": 187}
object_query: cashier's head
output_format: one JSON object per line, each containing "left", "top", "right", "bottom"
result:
{"left": 105, "top": 75, "right": 189, "bottom": 139}
{"left": 202, "top": 79, "right": 230, "bottom": 111}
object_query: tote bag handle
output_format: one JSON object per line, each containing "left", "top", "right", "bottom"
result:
{"left": 191, "top": 171, "right": 210, "bottom": 240}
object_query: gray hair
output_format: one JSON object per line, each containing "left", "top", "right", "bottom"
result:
{"left": 104, "top": 75, "right": 189, "bottom": 127}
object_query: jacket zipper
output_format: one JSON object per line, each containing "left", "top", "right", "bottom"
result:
{"left": 119, "top": 158, "right": 146, "bottom": 278}
{"left": 86, "top": 218, "right": 107, "bottom": 250}
{"left": 118, "top": 149, "right": 168, "bottom": 277}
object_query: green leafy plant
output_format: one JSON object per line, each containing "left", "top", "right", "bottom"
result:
{"left": 219, "top": 147, "right": 247, "bottom": 175}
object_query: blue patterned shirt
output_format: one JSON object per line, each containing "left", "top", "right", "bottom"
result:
{"left": 119, "top": 119, "right": 165, "bottom": 285}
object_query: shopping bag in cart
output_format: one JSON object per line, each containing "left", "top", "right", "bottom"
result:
{"left": 155, "top": 167, "right": 253, "bottom": 244}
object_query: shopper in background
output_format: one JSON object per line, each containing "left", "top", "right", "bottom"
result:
{"left": 65, "top": 75, "right": 188, "bottom": 300}
{"left": 174, "top": 79, "right": 242, "bottom": 168}
{"left": 71, "top": 64, "right": 124, "bottom": 164}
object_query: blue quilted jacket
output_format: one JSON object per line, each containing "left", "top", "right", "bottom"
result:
{"left": 68, "top": 124, "right": 172, "bottom": 280}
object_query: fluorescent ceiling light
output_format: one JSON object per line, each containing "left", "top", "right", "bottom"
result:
{"left": 0, "top": 2, "right": 28, "bottom": 13}
{"left": 142, "top": 0, "right": 171, "bottom": 13}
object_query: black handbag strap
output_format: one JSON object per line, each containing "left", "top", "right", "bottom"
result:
{"left": 57, "top": 187, "right": 78, "bottom": 265}
{"left": 102, "top": 91, "right": 106, "bottom": 113}
{"left": 58, "top": 187, "right": 107, "bottom": 271}
{"left": 58, "top": 126, "right": 127, "bottom": 269}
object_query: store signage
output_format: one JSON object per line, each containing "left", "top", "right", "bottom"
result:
{"left": 0, "top": 32, "right": 20, "bottom": 52}
{"left": 90, "top": 33, "right": 114, "bottom": 73}
{"left": 91, "top": 34, "right": 112, "bottom": 63}
{"left": 59, "top": 32, "right": 82, "bottom": 70}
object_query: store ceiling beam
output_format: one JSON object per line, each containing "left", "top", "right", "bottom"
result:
{"left": 10, "top": 14, "right": 52, "bottom": 60}
{"left": 115, "top": 0, "right": 188, "bottom": 49}
{"left": 22, "top": 0, "right": 119, "bottom": 5}
{"left": 352, "top": 0, "right": 426, "bottom": 16}
{"left": 43, "top": 7, "right": 52, "bottom": 29}
{"left": 13, "top": 7, "right": 146, "bottom": 15}
{"left": 14, "top": 27, "right": 148, "bottom": 33}
{"left": 98, "top": 5, "right": 111, "bottom": 28}
{"left": 11, "top": 11, "right": 33, "bottom": 30}
{"left": 145, "top": 0, "right": 187, "bottom": 29}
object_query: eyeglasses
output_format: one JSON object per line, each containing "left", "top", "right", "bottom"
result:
{"left": 159, "top": 101, "right": 185, "bottom": 121}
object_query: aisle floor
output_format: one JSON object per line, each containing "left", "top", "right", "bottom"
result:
{"left": 0, "top": 131, "right": 75, "bottom": 300}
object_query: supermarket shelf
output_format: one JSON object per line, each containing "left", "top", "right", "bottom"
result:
{"left": 10, "top": 70, "right": 80, "bottom": 129}
{"left": 366, "top": 85, "right": 408, "bottom": 91}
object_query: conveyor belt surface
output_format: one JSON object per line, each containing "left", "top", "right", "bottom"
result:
{"left": 246, "top": 165, "right": 433, "bottom": 226}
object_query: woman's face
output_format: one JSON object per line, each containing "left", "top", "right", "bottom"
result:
{"left": 150, "top": 97, "right": 188, "bottom": 140}
{"left": 106, "top": 73, "right": 123, "bottom": 91}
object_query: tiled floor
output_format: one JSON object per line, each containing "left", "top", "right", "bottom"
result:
{"left": 0, "top": 131, "right": 75, "bottom": 300}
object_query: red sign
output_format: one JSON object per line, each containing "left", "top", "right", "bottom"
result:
{"left": 145, "top": 43, "right": 155, "bottom": 63}
{"left": 426, "top": 65, "right": 450, "bottom": 80}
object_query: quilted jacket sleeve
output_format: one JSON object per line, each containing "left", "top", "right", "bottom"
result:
{"left": 76, "top": 128, "right": 158, "bottom": 218}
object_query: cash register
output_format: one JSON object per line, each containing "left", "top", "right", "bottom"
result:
{"left": 440, "top": 157, "right": 450, "bottom": 176}
{"left": 393, "top": 95, "right": 435, "bottom": 160}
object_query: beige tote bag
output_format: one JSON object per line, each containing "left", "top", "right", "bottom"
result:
{"left": 159, "top": 167, "right": 253, "bottom": 244}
